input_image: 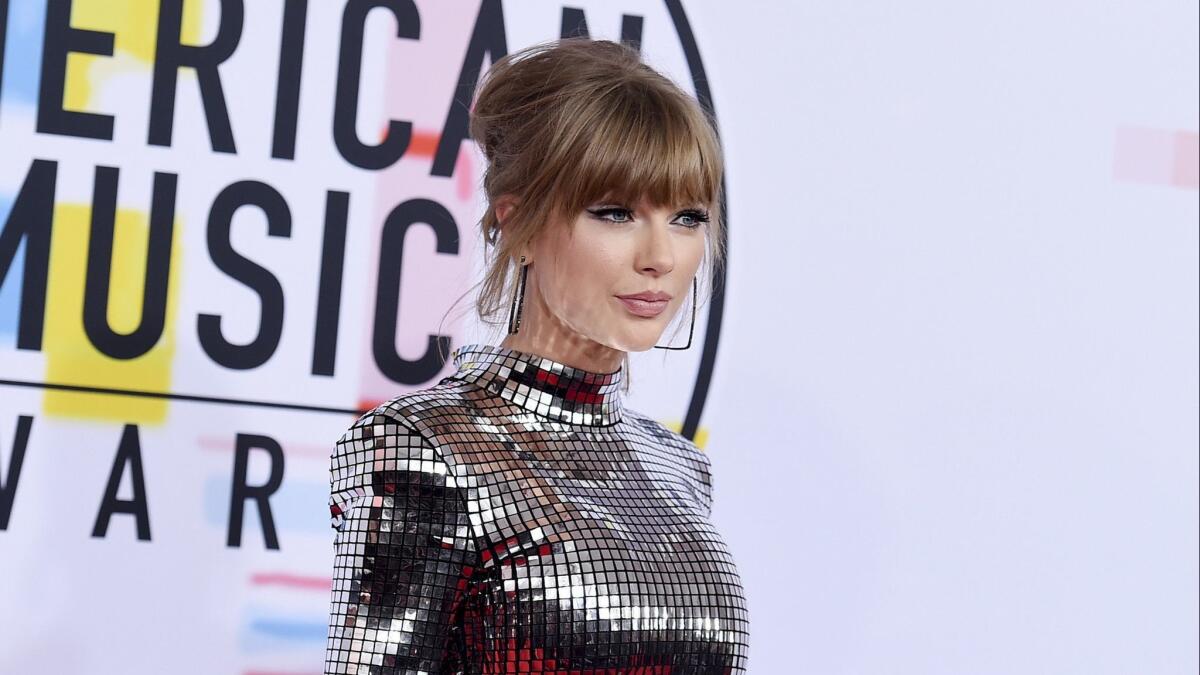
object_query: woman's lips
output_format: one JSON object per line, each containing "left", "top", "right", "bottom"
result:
{"left": 616, "top": 296, "right": 668, "bottom": 318}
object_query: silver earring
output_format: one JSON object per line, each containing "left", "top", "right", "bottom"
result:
{"left": 653, "top": 276, "right": 697, "bottom": 350}
{"left": 507, "top": 256, "right": 529, "bottom": 334}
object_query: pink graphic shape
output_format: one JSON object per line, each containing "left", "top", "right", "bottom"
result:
{"left": 1114, "top": 125, "right": 1199, "bottom": 190}
{"left": 249, "top": 572, "right": 332, "bottom": 592}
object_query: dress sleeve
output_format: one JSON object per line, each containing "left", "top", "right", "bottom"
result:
{"left": 324, "top": 409, "right": 478, "bottom": 674}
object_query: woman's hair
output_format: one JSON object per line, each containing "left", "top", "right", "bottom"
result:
{"left": 446, "top": 37, "right": 725, "bottom": 387}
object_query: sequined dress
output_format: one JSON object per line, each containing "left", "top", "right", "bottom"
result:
{"left": 324, "top": 343, "right": 750, "bottom": 673}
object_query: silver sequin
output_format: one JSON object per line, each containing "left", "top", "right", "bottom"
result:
{"left": 325, "top": 343, "right": 750, "bottom": 673}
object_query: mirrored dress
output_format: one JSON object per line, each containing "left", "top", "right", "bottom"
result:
{"left": 325, "top": 343, "right": 750, "bottom": 673}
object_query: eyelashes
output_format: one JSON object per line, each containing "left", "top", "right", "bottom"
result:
{"left": 676, "top": 209, "right": 712, "bottom": 228}
{"left": 585, "top": 206, "right": 710, "bottom": 229}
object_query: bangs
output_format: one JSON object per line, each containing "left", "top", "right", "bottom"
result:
{"left": 548, "top": 83, "right": 722, "bottom": 217}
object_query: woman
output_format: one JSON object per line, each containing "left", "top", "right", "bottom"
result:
{"left": 325, "top": 38, "right": 750, "bottom": 673}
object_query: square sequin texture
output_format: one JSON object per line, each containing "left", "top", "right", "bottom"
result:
{"left": 326, "top": 343, "right": 750, "bottom": 674}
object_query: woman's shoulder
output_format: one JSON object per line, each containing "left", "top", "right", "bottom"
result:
{"left": 328, "top": 379, "right": 474, "bottom": 529}
{"left": 620, "top": 408, "right": 715, "bottom": 511}
{"left": 622, "top": 408, "right": 706, "bottom": 456}
{"left": 340, "top": 376, "right": 478, "bottom": 443}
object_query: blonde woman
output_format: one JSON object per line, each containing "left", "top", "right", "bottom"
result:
{"left": 326, "top": 38, "right": 749, "bottom": 674}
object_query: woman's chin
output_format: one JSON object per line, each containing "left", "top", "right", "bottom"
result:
{"left": 614, "top": 333, "right": 667, "bottom": 353}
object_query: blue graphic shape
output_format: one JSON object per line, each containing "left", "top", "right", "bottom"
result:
{"left": 1, "top": 0, "right": 47, "bottom": 107}
{"left": 248, "top": 616, "right": 327, "bottom": 641}
{"left": 0, "top": 194, "right": 21, "bottom": 342}
{"left": 239, "top": 605, "right": 328, "bottom": 652}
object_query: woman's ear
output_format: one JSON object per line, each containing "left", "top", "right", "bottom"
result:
{"left": 495, "top": 195, "right": 518, "bottom": 225}
{"left": 493, "top": 195, "right": 532, "bottom": 264}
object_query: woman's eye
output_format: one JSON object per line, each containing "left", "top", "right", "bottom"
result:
{"left": 587, "top": 207, "right": 710, "bottom": 228}
{"left": 674, "top": 210, "right": 711, "bottom": 229}
{"left": 588, "top": 207, "right": 633, "bottom": 223}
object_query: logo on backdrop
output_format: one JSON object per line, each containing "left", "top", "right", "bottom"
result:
{"left": 0, "top": 0, "right": 724, "bottom": 549}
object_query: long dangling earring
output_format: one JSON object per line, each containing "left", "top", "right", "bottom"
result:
{"left": 653, "top": 276, "right": 698, "bottom": 350}
{"left": 507, "top": 256, "right": 529, "bottom": 334}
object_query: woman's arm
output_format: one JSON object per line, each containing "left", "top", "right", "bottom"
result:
{"left": 325, "top": 408, "right": 477, "bottom": 673}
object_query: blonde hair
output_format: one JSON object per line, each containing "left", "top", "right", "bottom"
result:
{"left": 445, "top": 37, "right": 725, "bottom": 390}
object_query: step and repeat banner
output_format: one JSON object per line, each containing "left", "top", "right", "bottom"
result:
{"left": 0, "top": 1, "right": 726, "bottom": 673}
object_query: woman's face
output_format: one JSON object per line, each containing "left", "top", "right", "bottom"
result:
{"left": 504, "top": 195, "right": 709, "bottom": 367}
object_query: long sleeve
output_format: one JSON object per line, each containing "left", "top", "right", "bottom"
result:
{"left": 325, "top": 409, "right": 478, "bottom": 674}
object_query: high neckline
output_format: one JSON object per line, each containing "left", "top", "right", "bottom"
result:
{"left": 449, "top": 343, "right": 625, "bottom": 426}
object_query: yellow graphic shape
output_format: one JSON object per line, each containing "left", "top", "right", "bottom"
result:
{"left": 663, "top": 421, "right": 709, "bottom": 451}
{"left": 43, "top": 204, "right": 183, "bottom": 423}
{"left": 65, "top": 0, "right": 204, "bottom": 112}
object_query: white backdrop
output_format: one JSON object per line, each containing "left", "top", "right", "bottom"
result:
{"left": 1, "top": 1, "right": 1197, "bottom": 673}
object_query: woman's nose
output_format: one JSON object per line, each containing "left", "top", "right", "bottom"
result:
{"left": 637, "top": 220, "right": 675, "bottom": 275}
